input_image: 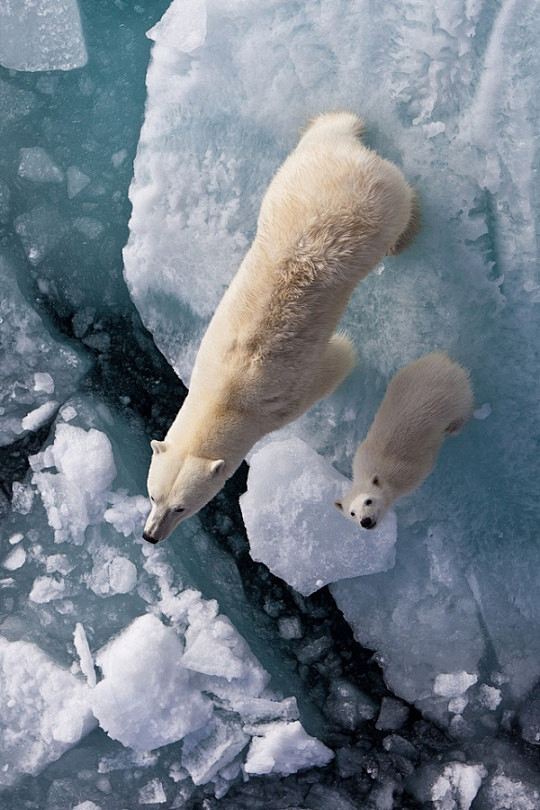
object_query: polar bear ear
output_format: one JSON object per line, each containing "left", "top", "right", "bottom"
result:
{"left": 210, "top": 459, "right": 225, "bottom": 475}
{"left": 151, "top": 440, "right": 168, "bottom": 455}
{"left": 334, "top": 498, "right": 344, "bottom": 512}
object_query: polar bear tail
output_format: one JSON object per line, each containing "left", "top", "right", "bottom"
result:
{"left": 301, "top": 111, "right": 365, "bottom": 144}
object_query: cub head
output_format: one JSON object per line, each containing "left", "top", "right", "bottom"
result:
{"left": 334, "top": 475, "right": 389, "bottom": 530}
{"left": 143, "top": 440, "right": 227, "bottom": 544}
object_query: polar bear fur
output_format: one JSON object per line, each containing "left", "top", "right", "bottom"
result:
{"left": 143, "top": 111, "right": 419, "bottom": 543}
{"left": 335, "top": 352, "right": 474, "bottom": 529}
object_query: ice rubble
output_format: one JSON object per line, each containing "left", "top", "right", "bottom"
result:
{"left": 0, "top": 256, "right": 88, "bottom": 446}
{"left": 240, "top": 438, "right": 397, "bottom": 596}
{"left": 0, "top": 0, "right": 87, "bottom": 72}
{"left": 0, "top": 403, "right": 333, "bottom": 794}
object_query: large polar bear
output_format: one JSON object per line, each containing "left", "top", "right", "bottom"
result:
{"left": 143, "top": 112, "right": 419, "bottom": 544}
{"left": 335, "top": 352, "right": 474, "bottom": 529}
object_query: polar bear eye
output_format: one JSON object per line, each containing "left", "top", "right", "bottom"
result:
{"left": 372, "top": 476, "right": 380, "bottom": 487}
{"left": 364, "top": 499, "right": 372, "bottom": 506}
{"left": 174, "top": 507, "right": 185, "bottom": 513}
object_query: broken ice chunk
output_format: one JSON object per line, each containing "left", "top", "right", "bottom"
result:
{"left": 86, "top": 548, "right": 137, "bottom": 597}
{"left": 240, "top": 438, "right": 397, "bottom": 596}
{"left": 138, "top": 779, "right": 167, "bottom": 805}
{"left": 14, "top": 205, "right": 68, "bottom": 265}
{"left": 181, "top": 714, "right": 249, "bottom": 785}
{"left": 2, "top": 545, "right": 26, "bottom": 571}
{"left": 147, "top": 0, "right": 207, "bottom": 54}
{"left": 29, "top": 576, "right": 66, "bottom": 603}
{"left": 18, "top": 147, "right": 64, "bottom": 183}
{"left": 67, "top": 166, "right": 91, "bottom": 198}
{"left": 431, "top": 762, "right": 486, "bottom": 810}
{"left": 73, "top": 623, "right": 97, "bottom": 688}
{"left": 434, "top": 672, "right": 478, "bottom": 699}
{"left": 181, "top": 595, "right": 270, "bottom": 700}
{"left": 34, "top": 372, "right": 55, "bottom": 394}
{"left": 90, "top": 614, "right": 213, "bottom": 752}
{"left": 0, "top": 636, "right": 95, "bottom": 787}
{"left": 21, "top": 400, "right": 58, "bottom": 432}
{"left": 243, "top": 720, "right": 333, "bottom": 776}
{"left": 0, "top": 0, "right": 87, "bottom": 72}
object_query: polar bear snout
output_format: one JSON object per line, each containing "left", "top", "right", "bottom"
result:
{"left": 143, "top": 531, "right": 160, "bottom": 545}
{"left": 360, "top": 516, "right": 376, "bottom": 529}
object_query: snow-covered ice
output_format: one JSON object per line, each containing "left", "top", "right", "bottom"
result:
{"left": 91, "top": 613, "right": 214, "bottom": 752}
{"left": 0, "top": 636, "right": 96, "bottom": 787}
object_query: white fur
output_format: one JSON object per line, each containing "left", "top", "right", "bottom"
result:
{"left": 335, "top": 353, "right": 474, "bottom": 529}
{"left": 144, "top": 112, "right": 419, "bottom": 543}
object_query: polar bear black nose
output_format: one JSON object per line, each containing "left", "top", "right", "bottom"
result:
{"left": 143, "top": 531, "right": 159, "bottom": 545}
{"left": 360, "top": 517, "right": 375, "bottom": 529}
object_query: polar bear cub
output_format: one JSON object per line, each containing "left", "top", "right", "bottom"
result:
{"left": 335, "top": 353, "right": 474, "bottom": 529}
{"left": 144, "top": 112, "right": 419, "bottom": 544}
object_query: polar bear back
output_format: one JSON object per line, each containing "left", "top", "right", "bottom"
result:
{"left": 192, "top": 112, "right": 417, "bottom": 414}
{"left": 366, "top": 353, "right": 474, "bottom": 462}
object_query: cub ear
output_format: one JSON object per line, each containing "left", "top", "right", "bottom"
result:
{"left": 151, "top": 440, "right": 168, "bottom": 455}
{"left": 210, "top": 459, "right": 225, "bottom": 476}
{"left": 334, "top": 498, "right": 344, "bottom": 512}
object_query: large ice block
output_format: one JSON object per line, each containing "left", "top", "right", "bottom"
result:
{"left": 0, "top": 0, "right": 87, "bottom": 72}
{"left": 240, "top": 438, "right": 397, "bottom": 596}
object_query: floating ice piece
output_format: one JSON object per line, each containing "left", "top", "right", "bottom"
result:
{"left": 86, "top": 547, "right": 138, "bottom": 597}
{"left": 18, "top": 147, "right": 64, "bottom": 183}
{"left": 138, "top": 779, "right": 167, "bottom": 804}
{"left": 243, "top": 720, "right": 333, "bottom": 776}
{"left": 0, "top": 636, "right": 95, "bottom": 787}
{"left": 31, "top": 423, "right": 117, "bottom": 544}
{"left": 181, "top": 593, "right": 270, "bottom": 700}
{"left": 430, "top": 762, "right": 486, "bottom": 810}
{"left": 29, "top": 576, "right": 66, "bottom": 603}
{"left": 91, "top": 614, "right": 213, "bottom": 752}
{"left": 0, "top": 0, "right": 87, "bottom": 72}
{"left": 67, "top": 166, "right": 91, "bottom": 198}
{"left": 240, "top": 438, "right": 397, "bottom": 596}
{"left": 181, "top": 714, "right": 250, "bottom": 785}
{"left": 73, "top": 623, "right": 97, "bottom": 688}
{"left": 21, "top": 400, "right": 58, "bottom": 432}
{"left": 434, "top": 672, "right": 478, "bottom": 699}
{"left": 375, "top": 697, "right": 409, "bottom": 731}
{"left": 14, "top": 205, "right": 68, "bottom": 265}
{"left": 2, "top": 545, "right": 26, "bottom": 571}
{"left": 147, "top": 0, "right": 207, "bottom": 54}
{"left": 34, "top": 372, "right": 55, "bottom": 394}
{"left": 103, "top": 492, "right": 149, "bottom": 537}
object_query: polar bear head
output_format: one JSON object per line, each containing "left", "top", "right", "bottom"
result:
{"left": 143, "top": 440, "right": 227, "bottom": 544}
{"left": 334, "top": 474, "right": 390, "bottom": 530}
